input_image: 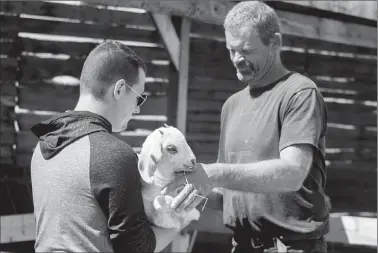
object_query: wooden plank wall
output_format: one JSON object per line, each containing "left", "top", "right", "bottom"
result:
{"left": 186, "top": 19, "right": 377, "bottom": 212}
{"left": 0, "top": 1, "right": 170, "bottom": 215}
{"left": 0, "top": 0, "right": 376, "bottom": 218}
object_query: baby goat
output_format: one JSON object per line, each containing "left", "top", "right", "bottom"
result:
{"left": 138, "top": 125, "right": 200, "bottom": 229}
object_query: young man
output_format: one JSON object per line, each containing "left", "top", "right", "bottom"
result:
{"left": 31, "top": 41, "right": 192, "bottom": 252}
{"left": 164, "top": 2, "right": 331, "bottom": 252}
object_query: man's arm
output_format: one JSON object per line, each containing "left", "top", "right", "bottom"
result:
{"left": 209, "top": 88, "right": 326, "bottom": 193}
{"left": 90, "top": 138, "right": 195, "bottom": 252}
{"left": 164, "top": 88, "right": 326, "bottom": 211}
{"left": 90, "top": 144, "right": 156, "bottom": 252}
{"left": 206, "top": 144, "right": 313, "bottom": 192}
{"left": 163, "top": 145, "right": 313, "bottom": 212}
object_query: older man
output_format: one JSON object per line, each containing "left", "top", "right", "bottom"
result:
{"left": 165, "top": 2, "right": 330, "bottom": 252}
{"left": 31, "top": 41, "right": 193, "bottom": 253}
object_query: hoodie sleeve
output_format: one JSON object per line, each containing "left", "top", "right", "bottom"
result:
{"left": 89, "top": 132, "right": 156, "bottom": 253}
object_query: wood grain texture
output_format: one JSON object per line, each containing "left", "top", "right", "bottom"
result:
{"left": 151, "top": 13, "right": 180, "bottom": 70}
{"left": 19, "top": 55, "right": 168, "bottom": 82}
{"left": 83, "top": 0, "right": 377, "bottom": 48}
{"left": 281, "top": 1, "right": 377, "bottom": 21}
{"left": 15, "top": 38, "right": 169, "bottom": 61}
{"left": 17, "top": 81, "right": 168, "bottom": 114}
{"left": 189, "top": 43, "right": 377, "bottom": 81}
{"left": 0, "top": 1, "right": 154, "bottom": 28}
{"left": 191, "top": 21, "right": 377, "bottom": 56}
{"left": 2, "top": 15, "right": 161, "bottom": 44}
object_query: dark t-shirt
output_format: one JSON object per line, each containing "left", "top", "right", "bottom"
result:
{"left": 217, "top": 72, "right": 330, "bottom": 239}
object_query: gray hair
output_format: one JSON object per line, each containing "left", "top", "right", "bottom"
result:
{"left": 223, "top": 1, "right": 281, "bottom": 46}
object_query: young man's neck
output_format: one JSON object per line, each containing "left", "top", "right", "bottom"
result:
{"left": 248, "top": 59, "right": 289, "bottom": 90}
{"left": 74, "top": 95, "right": 113, "bottom": 124}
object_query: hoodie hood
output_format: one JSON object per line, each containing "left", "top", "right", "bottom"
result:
{"left": 31, "top": 111, "right": 112, "bottom": 160}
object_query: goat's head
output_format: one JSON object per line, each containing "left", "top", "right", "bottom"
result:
{"left": 138, "top": 124, "right": 196, "bottom": 185}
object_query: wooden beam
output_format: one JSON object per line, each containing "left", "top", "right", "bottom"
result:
{"left": 84, "top": 0, "right": 377, "bottom": 49}
{"left": 84, "top": 0, "right": 232, "bottom": 25}
{"left": 0, "top": 1, "right": 155, "bottom": 28}
{"left": 325, "top": 215, "right": 377, "bottom": 247}
{"left": 151, "top": 13, "right": 180, "bottom": 70}
{"left": 151, "top": 13, "right": 190, "bottom": 134}
{"left": 276, "top": 10, "right": 376, "bottom": 49}
{"left": 0, "top": 214, "right": 35, "bottom": 243}
{"left": 2, "top": 14, "right": 160, "bottom": 45}
{"left": 281, "top": 1, "right": 377, "bottom": 21}
{"left": 176, "top": 18, "right": 191, "bottom": 134}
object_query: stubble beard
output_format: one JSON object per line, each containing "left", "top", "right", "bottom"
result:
{"left": 244, "top": 51, "right": 277, "bottom": 89}
{"left": 236, "top": 65, "right": 260, "bottom": 88}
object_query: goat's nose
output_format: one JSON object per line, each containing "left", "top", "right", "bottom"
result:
{"left": 190, "top": 158, "right": 196, "bottom": 166}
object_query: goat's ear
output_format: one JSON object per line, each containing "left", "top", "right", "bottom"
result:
{"left": 138, "top": 130, "right": 163, "bottom": 183}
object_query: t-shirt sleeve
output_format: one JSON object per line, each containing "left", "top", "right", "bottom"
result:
{"left": 279, "top": 88, "right": 327, "bottom": 152}
{"left": 217, "top": 101, "right": 228, "bottom": 163}
{"left": 89, "top": 136, "right": 156, "bottom": 253}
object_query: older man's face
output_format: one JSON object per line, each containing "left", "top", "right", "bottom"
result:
{"left": 225, "top": 26, "right": 275, "bottom": 84}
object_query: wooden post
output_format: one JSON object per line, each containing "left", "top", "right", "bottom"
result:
{"left": 164, "top": 15, "right": 181, "bottom": 128}
{"left": 157, "top": 14, "right": 191, "bottom": 134}
{"left": 166, "top": 65, "right": 179, "bottom": 127}
{"left": 176, "top": 17, "right": 191, "bottom": 134}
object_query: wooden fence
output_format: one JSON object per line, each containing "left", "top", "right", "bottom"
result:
{"left": 0, "top": 0, "right": 376, "bottom": 224}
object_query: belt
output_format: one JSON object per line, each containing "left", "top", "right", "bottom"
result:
{"left": 249, "top": 236, "right": 277, "bottom": 250}
{"left": 232, "top": 235, "right": 290, "bottom": 252}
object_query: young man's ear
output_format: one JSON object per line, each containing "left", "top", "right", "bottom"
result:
{"left": 113, "top": 79, "right": 125, "bottom": 100}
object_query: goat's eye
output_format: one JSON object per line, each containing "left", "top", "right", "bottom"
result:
{"left": 166, "top": 145, "right": 178, "bottom": 154}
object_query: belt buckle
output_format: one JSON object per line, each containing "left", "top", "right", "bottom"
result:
{"left": 250, "top": 237, "right": 264, "bottom": 249}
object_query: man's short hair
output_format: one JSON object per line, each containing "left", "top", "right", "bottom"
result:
{"left": 224, "top": 1, "right": 280, "bottom": 46}
{"left": 79, "top": 40, "right": 147, "bottom": 100}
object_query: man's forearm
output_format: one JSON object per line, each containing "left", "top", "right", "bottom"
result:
{"left": 207, "top": 159, "right": 305, "bottom": 193}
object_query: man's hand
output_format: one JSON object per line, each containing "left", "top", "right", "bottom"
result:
{"left": 161, "top": 163, "right": 215, "bottom": 213}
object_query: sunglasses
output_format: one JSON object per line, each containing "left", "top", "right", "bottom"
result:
{"left": 124, "top": 83, "right": 147, "bottom": 107}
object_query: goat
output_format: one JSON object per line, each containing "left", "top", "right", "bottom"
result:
{"left": 138, "top": 124, "right": 200, "bottom": 229}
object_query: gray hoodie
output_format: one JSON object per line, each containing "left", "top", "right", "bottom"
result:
{"left": 31, "top": 111, "right": 155, "bottom": 252}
